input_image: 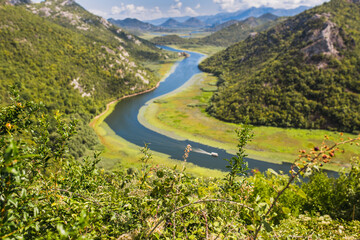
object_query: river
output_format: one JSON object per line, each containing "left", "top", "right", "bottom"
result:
{"left": 104, "top": 46, "right": 335, "bottom": 175}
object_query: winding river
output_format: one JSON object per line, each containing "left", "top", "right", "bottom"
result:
{"left": 104, "top": 46, "right": 334, "bottom": 175}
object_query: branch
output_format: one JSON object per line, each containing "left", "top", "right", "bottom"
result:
{"left": 253, "top": 136, "right": 360, "bottom": 239}
{"left": 147, "top": 199, "right": 253, "bottom": 238}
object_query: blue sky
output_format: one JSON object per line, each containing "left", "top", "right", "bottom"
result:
{"left": 34, "top": 0, "right": 329, "bottom": 20}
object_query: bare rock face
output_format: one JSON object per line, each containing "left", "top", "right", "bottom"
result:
{"left": 301, "top": 14, "right": 346, "bottom": 59}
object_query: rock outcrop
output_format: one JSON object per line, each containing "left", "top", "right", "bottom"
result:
{"left": 301, "top": 14, "right": 346, "bottom": 59}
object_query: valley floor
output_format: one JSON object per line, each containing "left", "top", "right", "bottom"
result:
{"left": 91, "top": 45, "right": 359, "bottom": 175}
{"left": 140, "top": 71, "right": 359, "bottom": 172}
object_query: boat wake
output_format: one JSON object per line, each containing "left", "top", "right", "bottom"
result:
{"left": 193, "top": 148, "right": 218, "bottom": 157}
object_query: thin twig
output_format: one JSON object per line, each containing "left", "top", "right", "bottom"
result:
{"left": 202, "top": 210, "right": 209, "bottom": 240}
{"left": 147, "top": 199, "right": 253, "bottom": 238}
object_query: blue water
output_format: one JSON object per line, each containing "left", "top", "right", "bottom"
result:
{"left": 105, "top": 46, "right": 337, "bottom": 176}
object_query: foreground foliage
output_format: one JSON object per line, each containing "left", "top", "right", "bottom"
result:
{"left": 1, "top": 98, "right": 360, "bottom": 239}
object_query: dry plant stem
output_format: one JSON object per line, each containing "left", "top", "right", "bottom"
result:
{"left": 173, "top": 214, "right": 176, "bottom": 240}
{"left": 202, "top": 210, "right": 209, "bottom": 239}
{"left": 147, "top": 199, "right": 254, "bottom": 237}
{"left": 253, "top": 136, "right": 360, "bottom": 240}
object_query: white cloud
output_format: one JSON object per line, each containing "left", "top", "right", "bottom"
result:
{"left": 213, "top": 0, "right": 238, "bottom": 12}
{"left": 168, "top": 0, "right": 183, "bottom": 17}
{"left": 185, "top": 7, "right": 197, "bottom": 16}
{"left": 173, "top": 2, "right": 183, "bottom": 9}
{"left": 213, "top": 0, "right": 328, "bottom": 11}
{"left": 195, "top": 4, "right": 201, "bottom": 9}
{"left": 111, "top": 3, "right": 162, "bottom": 20}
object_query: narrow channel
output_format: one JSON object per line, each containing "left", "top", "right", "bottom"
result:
{"left": 104, "top": 46, "right": 334, "bottom": 175}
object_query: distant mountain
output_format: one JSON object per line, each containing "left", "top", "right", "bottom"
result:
{"left": 108, "top": 18, "right": 172, "bottom": 32}
{"left": 145, "top": 16, "right": 191, "bottom": 26}
{"left": 200, "top": 0, "right": 360, "bottom": 132}
{"left": 160, "top": 18, "right": 183, "bottom": 28}
{"left": 199, "top": 13, "right": 282, "bottom": 46}
{"left": 182, "top": 17, "right": 205, "bottom": 28}
{"left": 146, "top": 6, "right": 309, "bottom": 27}
{"left": 206, "top": 20, "right": 239, "bottom": 32}
{"left": 151, "top": 14, "right": 281, "bottom": 47}
{"left": 159, "top": 17, "right": 205, "bottom": 28}
{"left": 205, "top": 6, "right": 309, "bottom": 25}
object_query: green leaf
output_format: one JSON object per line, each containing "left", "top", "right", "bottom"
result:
{"left": 297, "top": 189, "right": 307, "bottom": 199}
{"left": 282, "top": 207, "right": 291, "bottom": 215}
{"left": 262, "top": 220, "right": 273, "bottom": 232}
{"left": 57, "top": 224, "right": 68, "bottom": 237}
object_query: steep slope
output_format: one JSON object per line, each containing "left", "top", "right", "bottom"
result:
{"left": 200, "top": 0, "right": 360, "bottom": 132}
{"left": 27, "top": 0, "right": 165, "bottom": 62}
{"left": 0, "top": 1, "right": 173, "bottom": 157}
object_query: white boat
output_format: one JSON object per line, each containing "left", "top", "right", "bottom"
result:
{"left": 210, "top": 152, "right": 218, "bottom": 157}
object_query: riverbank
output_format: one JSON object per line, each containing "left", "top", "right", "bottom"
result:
{"left": 140, "top": 72, "right": 360, "bottom": 172}
{"left": 89, "top": 57, "right": 226, "bottom": 178}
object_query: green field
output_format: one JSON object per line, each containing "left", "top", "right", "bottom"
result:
{"left": 140, "top": 72, "right": 360, "bottom": 171}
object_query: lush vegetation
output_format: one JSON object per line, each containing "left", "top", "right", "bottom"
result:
{"left": 151, "top": 14, "right": 281, "bottom": 47}
{"left": 0, "top": 2, "right": 176, "bottom": 158}
{"left": 200, "top": 0, "right": 360, "bottom": 133}
{"left": 141, "top": 72, "right": 360, "bottom": 169}
{"left": 1, "top": 96, "right": 359, "bottom": 239}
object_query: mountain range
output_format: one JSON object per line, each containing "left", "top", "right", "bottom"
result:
{"left": 108, "top": 18, "right": 173, "bottom": 33}
{"left": 145, "top": 6, "right": 310, "bottom": 26}
{"left": 151, "top": 13, "right": 282, "bottom": 47}
{"left": 160, "top": 17, "right": 206, "bottom": 28}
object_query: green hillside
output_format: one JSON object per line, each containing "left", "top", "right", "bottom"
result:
{"left": 200, "top": 0, "right": 360, "bottom": 132}
{"left": 0, "top": 1, "right": 173, "bottom": 157}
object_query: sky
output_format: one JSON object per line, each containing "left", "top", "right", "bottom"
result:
{"left": 33, "top": 0, "right": 329, "bottom": 21}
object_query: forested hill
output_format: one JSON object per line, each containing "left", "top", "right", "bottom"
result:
{"left": 0, "top": 1, "right": 174, "bottom": 157}
{"left": 199, "top": 0, "right": 360, "bottom": 132}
